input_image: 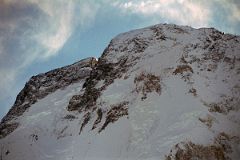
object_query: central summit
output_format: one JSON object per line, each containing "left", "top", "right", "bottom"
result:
{"left": 1, "top": 24, "right": 240, "bottom": 160}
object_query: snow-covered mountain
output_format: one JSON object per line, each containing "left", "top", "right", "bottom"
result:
{"left": 0, "top": 24, "right": 240, "bottom": 160}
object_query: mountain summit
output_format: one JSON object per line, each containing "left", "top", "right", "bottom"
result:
{"left": 0, "top": 24, "right": 240, "bottom": 160}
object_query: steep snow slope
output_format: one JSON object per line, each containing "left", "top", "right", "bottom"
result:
{"left": 0, "top": 57, "right": 96, "bottom": 138}
{"left": 0, "top": 24, "right": 240, "bottom": 160}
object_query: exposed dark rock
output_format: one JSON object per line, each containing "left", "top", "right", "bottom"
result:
{"left": 202, "top": 95, "right": 240, "bottom": 115}
{"left": 1, "top": 23, "right": 239, "bottom": 159}
{"left": 63, "top": 114, "right": 77, "bottom": 121}
{"left": 92, "top": 108, "right": 103, "bottom": 130}
{"left": 30, "top": 134, "right": 39, "bottom": 142}
{"left": 134, "top": 71, "right": 161, "bottom": 100}
{"left": 99, "top": 101, "right": 129, "bottom": 133}
{"left": 189, "top": 88, "right": 197, "bottom": 97}
{"left": 166, "top": 142, "right": 226, "bottom": 160}
{"left": 0, "top": 123, "right": 18, "bottom": 139}
{"left": 165, "top": 132, "right": 237, "bottom": 160}
{"left": 150, "top": 26, "right": 167, "bottom": 40}
{"left": 67, "top": 56, "right": 131, "bottom": 112}
{"left": 67, "top": 95, "right": 83, "bottom": 112}
{"left": 5, "top": 150, "right": 10, "bottom": 155}
{"left": 173, "top": 65, "right": 193, "bottom": 75}
{"left": 0, "top": 57, "right": 97, "bottom": 139}
{"left": 198, "top": 114, "right": 215, "bottom": 128}
{"left": 79, "top": 112, "right": 91, "bottom": 134}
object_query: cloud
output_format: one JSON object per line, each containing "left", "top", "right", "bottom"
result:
{"left": 111, "top": 0, "right": 240, "bottom": 33}
{"left": 113, "top": 0, "right": 211, "bottom": 28}
{"left": 220, "top": 0, "right": 240, "bottom": 22}
{"left": 34, "top": 1, "right": 74, "bottom": 59}
{"left": 0, "top": 0, "right": 239, "bottom": 119}
{"left": 9, "top": 0, "right": 75, "bottom": 59}
{"left": 75, "top": 1, "right": 100, "bottom": 28}
{"left": 0, "top": 0, "right": 100, "bottom": 117}
{"left": 202, "top": 0, "right": 240, "bottom": 34}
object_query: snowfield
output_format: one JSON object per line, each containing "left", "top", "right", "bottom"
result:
{"left": 1, "top": 24, "right": 240, "bottom": 160}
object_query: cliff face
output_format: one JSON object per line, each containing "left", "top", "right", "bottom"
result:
{"left": 0, "top": 24, "right": 240, "bottom": 160}
{"left": 0, "top": 57, "right": 97, "bottom": 138}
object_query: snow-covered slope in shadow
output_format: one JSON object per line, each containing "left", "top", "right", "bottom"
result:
{"left": 1, "top": 24, "right": 240, "bottom": 160}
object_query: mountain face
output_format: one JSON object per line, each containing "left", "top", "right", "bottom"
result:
{"left": 0, "top": 24, "right": 240, "bottom": 160}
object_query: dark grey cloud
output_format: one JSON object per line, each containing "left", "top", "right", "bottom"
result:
{"left": 0, "top": 1, "right": 48, "bottom": 97}
{"left": 0, "top": 0, "right": 74, "bottom": 119}
{"left": 0, "top": 0, "right": 100, "bottom": 119}
{"left": 0, "top": 0, "right": 239, "bottom": 120}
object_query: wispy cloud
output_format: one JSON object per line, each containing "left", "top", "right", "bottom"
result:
{"left": 0, "top": 0, "right": 99, "bottom": 115}
{"left": 33, "top": 0, "right": 74, "bottom": 59}
{"left": 220, "top": 0, "right": 240, "bottom": 22}
{"left": 113, "top": 0, "right": 211, "bottom": 28}
{"left": 112, "top": 0, "right": 240, "bottom": 33}
{"left": 0, "top": 0, "right": 239, "bottom": 119}
{"left": 204, "top": 0, "right": 240, "bottom": 34}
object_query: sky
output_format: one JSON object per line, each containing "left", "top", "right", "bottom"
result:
{"left": 0, "top": 0, "right": 240, "bottom": 120}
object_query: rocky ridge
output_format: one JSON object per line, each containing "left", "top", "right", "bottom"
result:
{"left": 0, "top": 24, "right": 239, "bottom": 160}
{"left": 0, "top": 57, "right": 97, "bottom": 138}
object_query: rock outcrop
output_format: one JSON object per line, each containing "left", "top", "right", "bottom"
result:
{"left": 0, "top": 57, "right": 97, "bottom": 139}
{"left": 0, "top": 24, "right": 239, "bottom": 160}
